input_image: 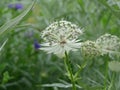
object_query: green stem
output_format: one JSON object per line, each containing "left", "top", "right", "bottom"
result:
{"left": 104, "top": 55, "right": 109, "bottom": 90}
{"left": 74, "top": 59, "right": 88, "bottom": 79}
{"left": 64, "top": 51, "right": 76, "bottom": 90}
{"left": 108, "top": 72, "right": 115, "bottom": 90}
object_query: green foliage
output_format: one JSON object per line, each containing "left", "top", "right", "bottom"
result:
{"left": 2, "top": 71, "right": 12, "bottom": 84}
{"left": 0, "top": 0, "right": 35, "bottom": 52}
{"left": 0, "top": 0, "right": 35, "bottom": 36}
{"left": 0, "top": 0, "right": 120, "bottom": 90}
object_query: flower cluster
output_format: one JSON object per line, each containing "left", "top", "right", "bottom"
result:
{"left": 81, "top": 41, "right": 101, "bottom": 59}
{"left": 40, "top": 19, "right": 120, "bottom": 59}
{"left": 96, "top": 33, "right": 120, "bottom": 56}
{"left": 80, "top": 33, "right": 120, "bottom": 58}
{"left": 40, "top": 20, "right": 83, "bottom": 57}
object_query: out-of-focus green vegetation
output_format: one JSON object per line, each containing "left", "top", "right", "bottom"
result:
{"left": 0, "top": 0, "right": 120, "bottom": 90}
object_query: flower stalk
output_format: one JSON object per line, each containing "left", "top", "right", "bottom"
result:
{"left": 104, "top": 55, "right": 109, "bottom": 90}
{"left": 64, "top": 51, "right": 76, "bottom": 90}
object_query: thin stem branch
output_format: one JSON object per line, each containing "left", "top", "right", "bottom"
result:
{"left": 104, "top": 55, "right": 109, "bottom": 90}
{"left": 108, "top": 72, "right": 115, "bottom": 90}
{"left": 64, "top": 51, "right": 76, "bottom": 90}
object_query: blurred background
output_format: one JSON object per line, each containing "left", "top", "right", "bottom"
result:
{"left": 0, "top": 0, "right": 120, "bottom": 90}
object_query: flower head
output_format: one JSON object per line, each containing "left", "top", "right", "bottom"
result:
{"left": 81, "top": 41, "right": 101, "bottom": 59}
{"left": 96, "top": 33, "right": 120, "bottom": 56}
{"left": 40, "top": 20, "right": 83, "bottom": 57}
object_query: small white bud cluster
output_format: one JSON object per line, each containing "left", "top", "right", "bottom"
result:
{"left": 96, "top": 33, "right": 120, "bottom": 55}
{"left": 81, "top": 33, "right": 120, "bottom": 59}
{"left": 81, "top": 41, "right": 101, "bottom": 59}
{"left": 96, "top": 34, "right": 120, "bottom": 72}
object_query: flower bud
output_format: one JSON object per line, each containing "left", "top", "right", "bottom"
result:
{"left": 81, "top": 41, "right": 101, "bottom": 59}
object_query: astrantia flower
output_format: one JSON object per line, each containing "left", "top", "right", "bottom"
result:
{"left": 81, "top": 41, "right": 101, "bottom": 59}
{"left": 40, "top": 20, "right": 83, "bottom": 57}
{"left": 96, "top": 33, "right": 120, "bottom": 56}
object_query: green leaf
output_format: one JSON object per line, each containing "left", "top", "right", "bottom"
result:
{"left": 0, "top": 39, "right": 8, "bottom": 52}
{"left": 2, "top": 71, "right": 11, "bottom": 84}
{"left": 41, "top": 83, "right": 82, "bottom": 89}
{"left": 0, "top": 63, "right": 7, "bottom": 73}
{"left": 98, "top": 0, "right": 120, "bottom": 18}
{"left": 0, "top": 0, "right": 36, "bottom": 36}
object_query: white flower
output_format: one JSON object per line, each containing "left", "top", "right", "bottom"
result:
{"left": 81, "top": 41, "right": 101, "bottom": 59}
{"left": 40, "top": 20, "right": 83, "bottom": 57}
{"left": 96, "top": 33, "right": 120, "bottom": 56}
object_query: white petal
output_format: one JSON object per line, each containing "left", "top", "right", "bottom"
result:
{"left": 54, "top": 46, "right": 65, "bottom": 57}
{"left": 41, "top": 43, "right": 50, "bottom": 46}
{"left": 67, "top": 41, "right": 81, "bottom": 49}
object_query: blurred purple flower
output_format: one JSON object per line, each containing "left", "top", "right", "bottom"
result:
{"left": 8, "top": 4, "right": 14, "bottom": 8}
{"left": 8, "top": 3, "right": 23, "bottom": 10}
{"left": 34, "top": 40, "right": 41, "bottom": 50}
{"left": 15, "top": 3, "right": 23, "bottom": 10}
